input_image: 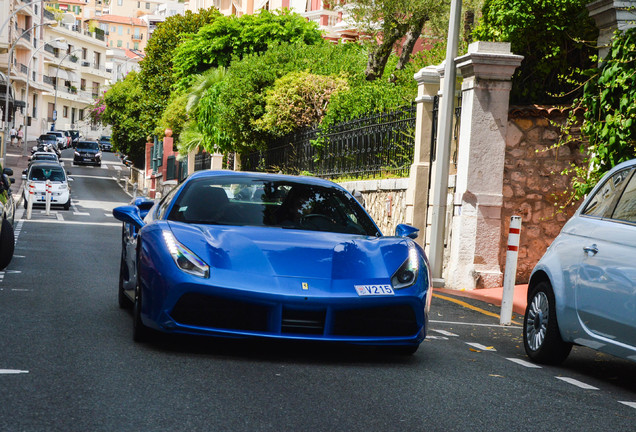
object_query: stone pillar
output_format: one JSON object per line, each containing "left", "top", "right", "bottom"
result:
{"left": 211, "top": 153, "right": 223, "bottom": 170}
{"left": 405, "top": 66, "right": 440, "bottom": 246}
{"left": 446, "top": 41, "right": 523, "bottom": 290}
{"left": 587, "top": 0, "right": 636, "bottom": 59}
{"left": 187, "top": 149, "right": 196, "bottom": 175}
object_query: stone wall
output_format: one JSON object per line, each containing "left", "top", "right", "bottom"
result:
{"left": 502, "top": 107, "right": 586, "bottom": 282}
{"left": 339, "top": 178, "right": 409, "bottom": 236}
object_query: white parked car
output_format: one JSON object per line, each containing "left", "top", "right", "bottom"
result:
{"left": 21, "top": 162, "right": 72, "bottom": 210}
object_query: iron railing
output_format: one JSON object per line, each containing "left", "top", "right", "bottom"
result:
{"left": 244, "top": 105, "right": 418, "bottom": 179}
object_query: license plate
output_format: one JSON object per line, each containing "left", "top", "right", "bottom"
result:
{"left": 355, "top": 284, "right": 394, "bottom": 296}
{"left": 84, "top": 158, "right": 93, "bottom": 161}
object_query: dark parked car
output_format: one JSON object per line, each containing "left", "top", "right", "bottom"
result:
{"left": 98, "top": 136, "right": 112, "bottom": 152}
{"left": 73, "top": 141, "right": 102, "bottom": 166}
{"left": 0, "top": 162, "right": 15, "bottom": 270}
{"left": 36, "top": 134, "right": 60, "bottom": 157}
{"left": 524, "top": 158, "right": 636, "bottom": 365}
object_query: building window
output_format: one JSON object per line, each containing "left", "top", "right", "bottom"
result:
{"left": 81, "top": 79, "right": 86, "bottom": 91}
{"left": 63, "top": 106, "right": 68, "bottom": 118}
{"left": 78, "top": 109, "right": 84, "bottom": 121}
{"left": 126, "top": 42, "right": 129, "bottom": 48}
{"left": 111, "top": 25, "right": 116, "bottom": 33}
{"left": 134, "top": 42, "right": 139, "bottom": 50}
{"left": 32, "top": 94, "right": 37, "bottom": 118}
{"left": 137, "top": 1, "right": 140, "bottom": 7}
{"left": 48, "top": 102, "right": 55, "bottom": 121}
{"left": 117, "top": 0, "right": 122, "bottom": 5}
{"left": 82, "top": 48, "right": 87, "bottom": 60}
{"left": 117, "top": 40, "right": 122, "bottom": 47}
{"left": 146, "top": 2, "right": 150, "bottom": 9}
{"left": 94, "top": 52, "right": 101, "bottom": 68}
{"left": 118, "top": 26, "right": 123, "bottom": 35}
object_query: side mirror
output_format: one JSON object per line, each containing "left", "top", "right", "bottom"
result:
{"left": 67, "top": 177, "right": 74, "bottom": 182}
{"left": 113, "top": 205, "right": 146, "bottom": 230}
{"left": 21, "top": 174, "right": 27, "bottom": 180}
{"left": 395, "top": 224, "right": 419, "bottom": 239}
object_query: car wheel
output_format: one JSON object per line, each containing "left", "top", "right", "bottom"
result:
{"left": 133, "top": 280, "right": 151, "bottom": 343}
{"left": 63, "top": 198, "right": 71, "bottom": 210}
{"left": 118, "top": 257, "right": 133, "bottom": 309}
{"left": 523, "top": 281, "right": 572, "bottom": 364}
{"left": 0, "top": 218, "right": 15, "bottom": 270}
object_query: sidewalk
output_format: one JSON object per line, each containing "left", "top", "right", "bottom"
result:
{"left": 3, "top": 142, "right": 30, "bottom": 207}
{"left": 435, "top": 284, "right": 529, "bottom": 316}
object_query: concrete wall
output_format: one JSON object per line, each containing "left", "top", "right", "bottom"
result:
{"left": 502, "top": 107, "right": 586, "bottom": 282}
{"left": 339, "top": 178, "right": 409, "bottom": 236}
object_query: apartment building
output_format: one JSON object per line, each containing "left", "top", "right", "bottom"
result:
{"left": 1, "top": 0, "right": 111, "bottom": 150}
{"left": 92, "top": 14, "right": 148, "bottom": 52}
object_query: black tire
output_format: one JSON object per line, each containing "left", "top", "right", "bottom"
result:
{"left": 133, "top": 281, "right": 151, "bottom": 343}
{"left": 63, "top": 198, "right": 71, "bottom": 210}
{"left": 0, "top": 218, "right": 15, "bottom": 270}
{"left": 118, "top": 256, "right": 133, "bottom": 309}
{"left": 523, "top": 281, "right": 572, "bottom": 364}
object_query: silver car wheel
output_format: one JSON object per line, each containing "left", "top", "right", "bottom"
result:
{"left": 526, "top": 291, "right": 549, "bottom": 351}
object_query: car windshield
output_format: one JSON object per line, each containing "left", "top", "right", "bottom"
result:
{"left": 100, "top": 136, "right": 110, "bottom": 142}
{"left": 39, "top": 134, "right": 56, "bottom": 141}
{"left": 77, "top": 142, "right": 99, "bottom": 150}
{"left": 29, "top": 166, "right": 66, "bottom": 182}
{"left": 167, "top": 176, "right": 379, "bottom": 236}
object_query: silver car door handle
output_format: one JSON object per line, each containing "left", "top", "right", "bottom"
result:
{"left": 583, "top": 244, "right": 599, "bottom": 256}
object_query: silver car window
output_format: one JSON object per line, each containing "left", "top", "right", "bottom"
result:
{"left": 611, "top": 171, "right": 636, "bottom": 223}
{"left": 582, "top": 167, "right": 634, "bottom": 218}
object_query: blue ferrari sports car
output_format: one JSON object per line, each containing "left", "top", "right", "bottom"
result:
{"left": 113, "top": 171, "right": 431, "bottom": 353}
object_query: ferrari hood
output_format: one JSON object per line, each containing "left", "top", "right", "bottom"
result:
{"left": 168, "top": 223, "right": 410, "bottom": 282}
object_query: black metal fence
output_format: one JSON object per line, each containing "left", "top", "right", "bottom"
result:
{"left": 243, "top": 105, "right": 418, "bottom": 179}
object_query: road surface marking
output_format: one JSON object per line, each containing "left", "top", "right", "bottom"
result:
{"left": 426, "top": 336, "right": 449, "bottom": 340}
{"left": 0, "top": 369, "right": 29, "bottom": 374}
{"left": 430, "top": 320, "right": 522, "bottom": 329}
{"left": 466, "top": 342, "right": 496, "bottom": 351}
{"left": 21, "top": 219, "right": 120, "bottom": 227}
{"left": 555, "top": 377, "right": 599, "bottom": 390}
{"left": 506, "top": 358, "right": 542, "bottom": 368}
{"left": 431, "top": 329, "right": 459, "bottom": 337}
{"left": 618, "top": 402, "right": 636, "bottom": 409}
{"left": 433, "top": 293, "right": 521, "bottom": 325}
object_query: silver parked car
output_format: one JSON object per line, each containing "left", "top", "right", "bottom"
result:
{"left": 524, "top": 158, "right": 636, "bottom": 364}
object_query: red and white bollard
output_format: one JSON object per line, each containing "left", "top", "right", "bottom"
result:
{"left": 26, "top": 182, "right": 35, "bottom": 220}
{"left": 45, "top": 180, "right": 52, "bottom": 215}
{"left": 500, "top": 215, "right": 522, "bottom": 325}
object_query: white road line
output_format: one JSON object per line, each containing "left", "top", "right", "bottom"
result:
{"left": 618, "top": 401, "right": 636, "bottom": 409}
{"left": 104, "top": 213, "right": 113, "bottom": 217}
{"left": 0, "top": 369, "right": 29, "bottom": 374}
{"left": 426, "top": 336, "right": 449, "bottom": 340}
{"left": 21, "top": 219, "right": 120, "bottom": 227}
{"left": 555, "top": 377, "right": 599, "bottom": 390}
{"left": 506, "top": 357, "right": 542, "bottom": 368}
{"left": 431, "top": 329, "right": 459, "bottom": 337}
{"left": 466, "top": 342, "right": 497, "bottom": 351}
{"left": 430, "top": 320, "right": 522, "bottom": 329}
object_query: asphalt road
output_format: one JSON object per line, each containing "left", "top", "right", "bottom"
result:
{"left": 1, "top": 149, "right": 635, "bottom": 431}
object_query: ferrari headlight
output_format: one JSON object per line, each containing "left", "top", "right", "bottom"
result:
{"left": 391, "top": 245, "right": 419, "bottom": 289}
{"left": 162, "top": 231, "right": 209, "bottom": 278}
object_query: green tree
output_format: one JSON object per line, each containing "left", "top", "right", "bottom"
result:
{"left": 255, "top": 71, "right": 349, "bottom": 136}
{"left": 472, "top": 0, "right": 598, "bottom": 104}
{"left": 558, "top": 28, "right": 636, "bottom": 200}
{"left": 137, "top": 8, "right": 220, "bottom": 134}
{"left": 338, "top": 0, "right": 448, "bottom": 80}
{"left": 171, "top": 9, "right": 324, "bottom": 91}
{"left": 101, "top": 72, "right": 147, "bottom": 165}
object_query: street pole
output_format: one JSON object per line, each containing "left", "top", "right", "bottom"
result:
{"left": 428, "top": 0, "right": 462, "bottom": 286}
{"left": 2, "top": 20, "right": 57, "bottom": 160}
{"left": 23, "top": 38, "right": 66, "bottom": 156}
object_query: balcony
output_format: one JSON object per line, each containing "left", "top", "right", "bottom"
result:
{"left": 131, "top": 33, "right": 143, "bottom": 41}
